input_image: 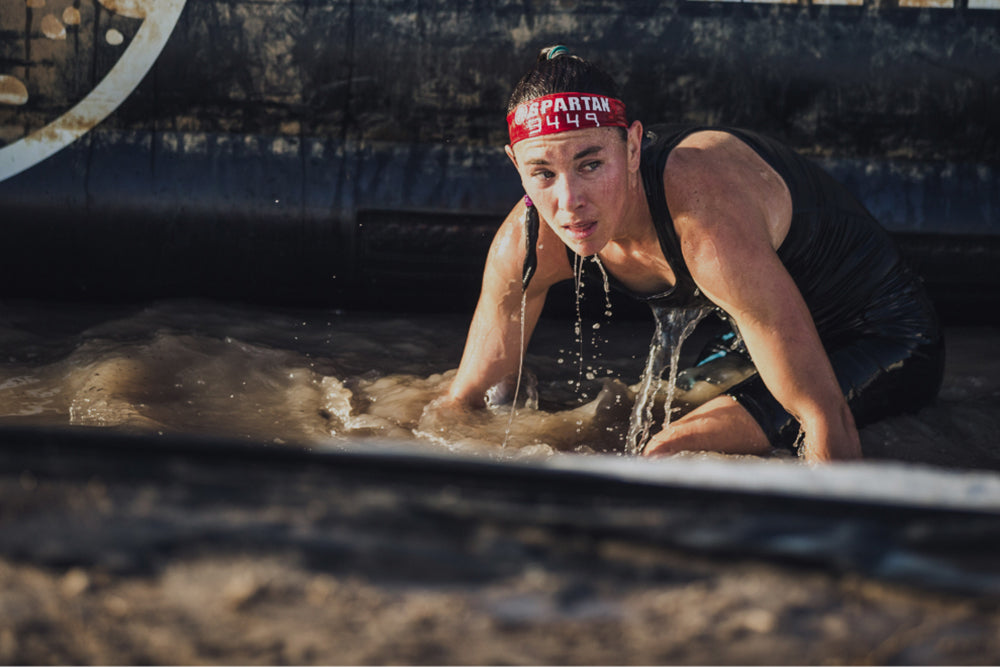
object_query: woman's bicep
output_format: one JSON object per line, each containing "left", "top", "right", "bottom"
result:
{"left": 665, "top": 141, "right": 793, "bottom": 325}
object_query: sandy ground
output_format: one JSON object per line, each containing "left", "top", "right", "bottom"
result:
{"left": 3, "top": 550, "right": 1000, "bottom": 666}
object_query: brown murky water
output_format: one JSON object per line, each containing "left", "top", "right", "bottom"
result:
{"left": 0, "top": 298, "right": 997, "bottom": 470}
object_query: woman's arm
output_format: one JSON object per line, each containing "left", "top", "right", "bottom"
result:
{"left": 664, "top": 133, "right": 861, "bottom": 461}
{"left": 447, "top": 199, "right": 574, "bottom": 407}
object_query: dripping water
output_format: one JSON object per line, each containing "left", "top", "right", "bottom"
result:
{"left": 588, "top": 256, "right": 615, "bottom": 382}
{"left": 501, "top": 290, "right": 530, "bottom": 448}
{"left": 573, "top": 253, "right": 585, "bottom": 395}
{"left": 591, "top": 255, "right": 614, "bottom": 318}
{"left": 625, "top": 304, "right": 712, "bottom": 456}
{"left": 500, "top": 196, "right": 539, "bottom": 448}
{"left": 567, "top": 254, "right": 616, "bottom": 402}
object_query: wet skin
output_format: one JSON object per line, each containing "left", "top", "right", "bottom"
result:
{"left": 446, "top": 121, "right": 861, "bottom": 463}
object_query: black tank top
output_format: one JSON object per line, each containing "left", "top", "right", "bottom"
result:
{"left": 581, "top": 123, "right": 939, "bottom": 347}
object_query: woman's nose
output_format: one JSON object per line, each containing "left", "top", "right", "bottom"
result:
{"left": 555, "top": 174, "right": 585, "bottom": 212}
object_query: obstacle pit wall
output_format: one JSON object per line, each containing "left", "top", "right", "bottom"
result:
{"left": 0, "top": 0, "right": 997, "bottom": 319}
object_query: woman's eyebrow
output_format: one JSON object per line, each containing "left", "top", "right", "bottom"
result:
{"left": 525, "top": 145, "right": 604, "bottom": 165}
{"left": 573, "top": 145, "right": 604, "bottom": 160}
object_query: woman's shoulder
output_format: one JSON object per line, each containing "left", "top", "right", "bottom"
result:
{"left": 641, "top": 123, "right": 744, "bottom": 179}
{"left": 660, "top": 130, "right": 794, "bottom": 251}
{"left": 643, "top": 123, "right": 740, "bottom": 148}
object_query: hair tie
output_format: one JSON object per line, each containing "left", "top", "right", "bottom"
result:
{"left": 547, "top": 45, "right": 569, "bottom": 60}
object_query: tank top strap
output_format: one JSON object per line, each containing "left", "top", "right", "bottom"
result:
{"left": 634, "top": 123, "right": 709, "bottom": 308}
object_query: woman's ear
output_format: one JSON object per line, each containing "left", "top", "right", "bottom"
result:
{"left": 627, "top": 120, "right": 643, "bottom": 171}
{"left": 505, "top": 144, "right": 518, "bottom": 169}
{"left": 506, "top": 144, "right": 530, "bottom": 194}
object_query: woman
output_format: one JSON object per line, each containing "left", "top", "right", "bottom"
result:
{"left": 441, "top": 46, "right": 943, "bottom": 462}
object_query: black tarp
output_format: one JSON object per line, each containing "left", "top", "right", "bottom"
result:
{"left": 1, "top": 0, "right": 998, "bottom": 315}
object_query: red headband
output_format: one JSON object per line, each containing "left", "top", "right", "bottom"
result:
{"left": 507, "top": 92, "right": 628, "bottom": 145}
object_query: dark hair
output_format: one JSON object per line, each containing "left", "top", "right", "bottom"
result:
{"left": 507, "top": 46, "right": 624, "bottom": 117}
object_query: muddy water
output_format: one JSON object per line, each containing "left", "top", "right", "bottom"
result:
{"left": 0, "top": 298, "right": 998, "bottom": 471}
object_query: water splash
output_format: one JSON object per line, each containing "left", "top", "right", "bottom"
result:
{"left": 625, "top": 304, "right": 712, "bottom": 455}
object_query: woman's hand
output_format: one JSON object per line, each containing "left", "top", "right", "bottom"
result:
{"left": 796, "top": 403, "right": 862, "bottom": 462}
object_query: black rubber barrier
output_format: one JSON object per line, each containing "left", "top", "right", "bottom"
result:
{"left": 1, "top": 130, "right": 996, "bottom": 320}
{"left": 1, "top": 425, "right": 999, "bottom": 599}
{"left": 1, "top": 0, "right": 998, "bottom": 317}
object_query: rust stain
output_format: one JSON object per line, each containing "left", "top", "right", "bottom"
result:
{"left": 25, "top": 0, "right": 45, "bottom": 8}
{"left": 0, "top": 75, "right": 29, "bottom": 106}
{"left": 25, "top": 114, "right": 91, "bottom": 142}
{"left": 41, "top": 13, "right": 66, "bottom": 39}
{"left": 97, "top": 0, "right": 149, "bottom": 19}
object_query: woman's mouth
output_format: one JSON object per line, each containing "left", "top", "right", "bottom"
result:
{"left": 563, "top": 220, "right": 597, "bottom": 241}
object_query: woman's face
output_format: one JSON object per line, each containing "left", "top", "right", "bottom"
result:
{"left": 506, "top": 121, "right": 643, "bottom": 257}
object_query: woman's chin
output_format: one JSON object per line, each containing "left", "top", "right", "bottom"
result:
{"left": 569, "top": 240, "right": 604, "bottom": 258}
{"left": 560, "top": 232, "right": 605, "bottom": 258}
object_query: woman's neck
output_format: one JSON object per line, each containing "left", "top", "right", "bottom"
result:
{"left": 598, "top": 183, "right": 677, "bottom": 294}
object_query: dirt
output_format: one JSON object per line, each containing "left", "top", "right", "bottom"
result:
{"left": 3, "top": 550, "right": 1000, "bottom": 665}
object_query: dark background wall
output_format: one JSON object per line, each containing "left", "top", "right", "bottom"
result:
{"left": 1, "top": 0, "right": 998, "bottom": 319}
